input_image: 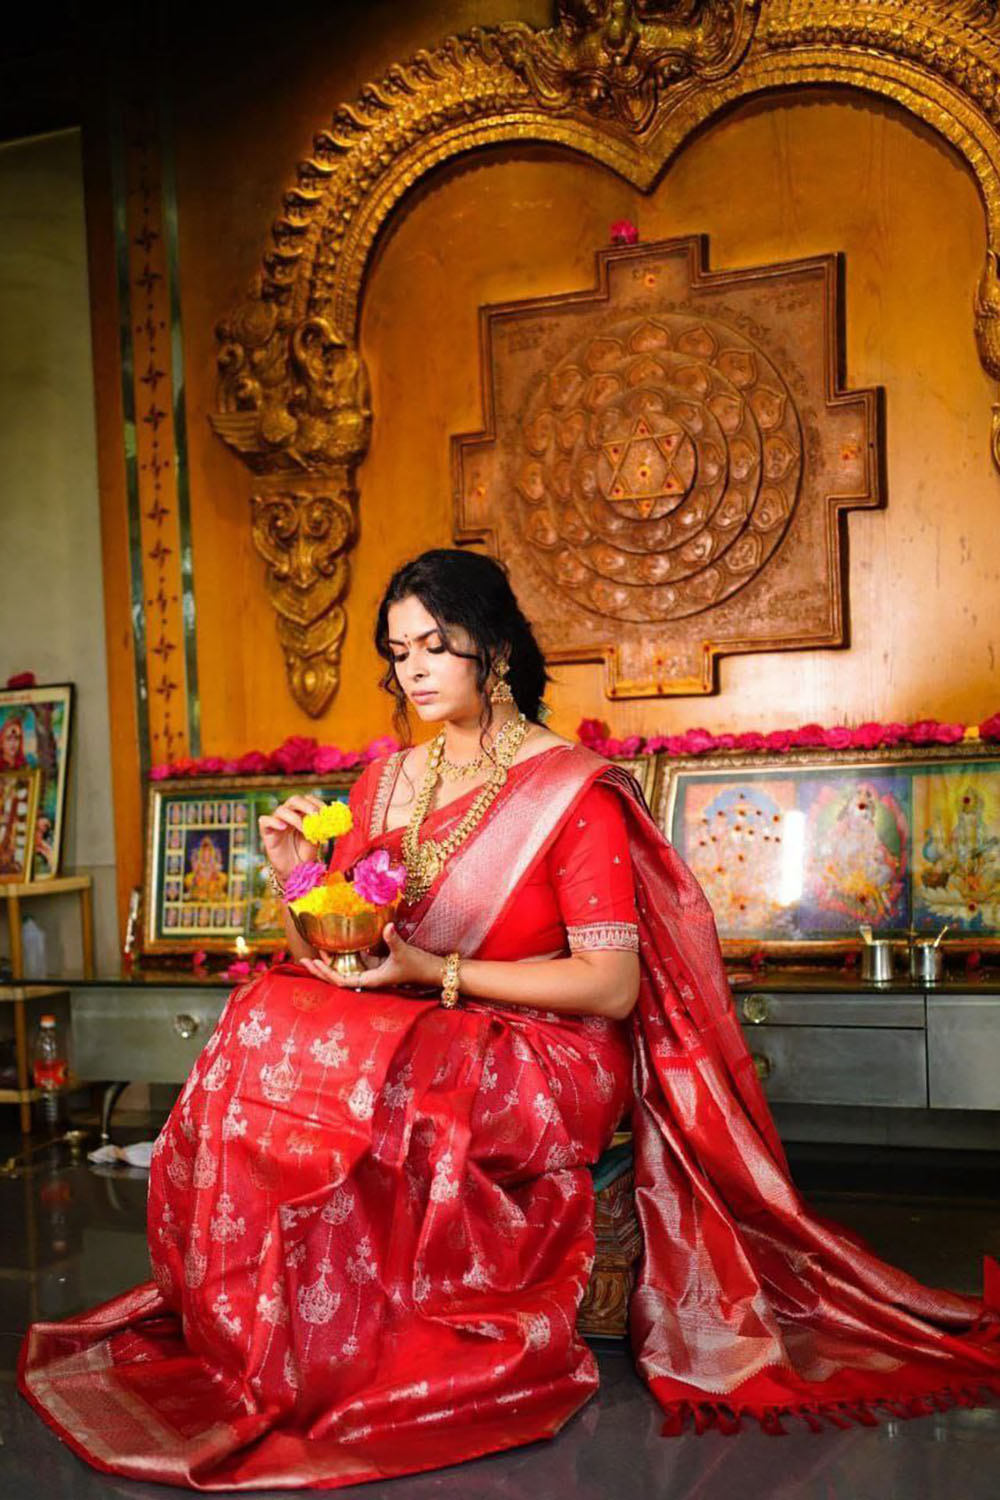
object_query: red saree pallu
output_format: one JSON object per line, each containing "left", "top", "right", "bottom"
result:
{"left": 19, "top": 744, "right": 1000, "bottom": 1489}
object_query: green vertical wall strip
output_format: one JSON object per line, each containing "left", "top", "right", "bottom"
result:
{"left": 108, "top": 93, "right": 153, "bottom": 783}
{"left": 158, "top": 84, "right": 201, "bottom": 756}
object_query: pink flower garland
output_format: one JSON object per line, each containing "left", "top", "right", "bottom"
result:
{"left": 151, "top": 733, "right": 400, "bottom": 781}
{"left": 577, "top": 713, "right": 995, "bottom": 760}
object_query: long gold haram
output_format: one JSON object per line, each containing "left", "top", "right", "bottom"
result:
{"left": 401, "top": 714, "right": 530, "bottom": 905}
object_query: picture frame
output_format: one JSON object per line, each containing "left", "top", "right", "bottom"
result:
{"left": 143, "top": 771, "right": 362, "bottom": 955}
{"left": 0, "top": 682, "right": 73, "bottom": 880}
{"left": 651, "top": 741, "right": 1000, "bottom": 957}
{"left": 0, "top": 767, "right": 42, "bottom": 885}
{"left": 612, "top": 753, "right": 659, "bottom": 808}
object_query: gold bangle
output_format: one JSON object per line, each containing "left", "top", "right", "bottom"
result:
{"left": 440, "top": 951, "right": 461, "bottom": 1009}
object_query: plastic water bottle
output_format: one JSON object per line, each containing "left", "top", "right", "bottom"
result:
{"left": 32, "top": 1015, "right": 69, "bottom": 1130}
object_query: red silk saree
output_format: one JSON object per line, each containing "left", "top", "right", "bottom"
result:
{"left": 19, "top": 744, "right": 1000, "bottom": 1488}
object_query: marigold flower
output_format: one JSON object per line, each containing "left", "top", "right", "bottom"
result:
{"left": 290, "top": 882, "right": 374, "bottom": 918}
{"left": 302, "top": 801, "right": 353, "bottom": 844}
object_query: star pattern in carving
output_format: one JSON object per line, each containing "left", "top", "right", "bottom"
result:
{"left": 601, "top": 416, "right": 692, "bottom": 519}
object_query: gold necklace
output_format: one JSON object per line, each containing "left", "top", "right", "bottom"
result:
{"left": 438, "top": 750, "right": 489, "bottom": 781}
{"left": 437, "top": 715, "right": 525, "bottom": 780}
{"left": 402, "top": 713, "right": 529, "bottom": 904}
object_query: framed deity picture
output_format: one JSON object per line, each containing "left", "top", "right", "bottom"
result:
{"left": 0, "top": 682, "right": 73, "bottom": 880}
{"left": 0, "top": 767, "right": 42, "bottom": 884}
{"left": 143, "top": 772, "right": 362, "bottom": 955}
{"left": 652, "top": 742, "right": 1000, "bottom": 957}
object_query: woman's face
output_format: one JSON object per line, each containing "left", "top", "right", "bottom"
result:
{"left": 0, "top": 719, "right": 23, "bottom": 766}
{"left": 386, "top": 595, "right": 484, "bottom": 725}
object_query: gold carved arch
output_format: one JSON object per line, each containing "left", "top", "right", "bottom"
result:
{"left": 212, "top": 0, "right": 1000, "bottom": 716}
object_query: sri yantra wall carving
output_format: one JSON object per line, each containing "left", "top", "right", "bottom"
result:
{"left": 453, "top": 237, "right": 881, "bottom": 697}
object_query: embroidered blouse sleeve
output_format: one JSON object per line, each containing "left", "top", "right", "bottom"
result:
{"left": 549, "top": 782, "right": 639, "bottom": 954}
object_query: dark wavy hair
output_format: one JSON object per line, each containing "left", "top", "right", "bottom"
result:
{"left": 374, "top": 549, "right": 551, "bottom": 747}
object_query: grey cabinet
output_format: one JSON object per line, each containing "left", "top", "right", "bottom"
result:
{"left": 60, "top": 981, "right": 1000, "bottom": 1118}
{"left": 737, "top": 990, "right": 927, "bottom": 1108}
{"left": 71, "top": 986, "right": 228, "bottom": 1083}
{"left": 737, "top": 985, "right": 1000, "bottom": 1114}
{"left": 927, "top": 995, "right": 1000, "bottom": 1110}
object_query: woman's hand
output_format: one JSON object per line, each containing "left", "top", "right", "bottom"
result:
{"left": 258, "top": 793, "right": 325, "bottom": 882}
{"left": 298, "top": 923, "right": 441, "bottom": 992}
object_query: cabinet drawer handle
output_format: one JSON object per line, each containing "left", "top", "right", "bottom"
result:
{"left": 742, "top": 993, "right": 770, "bottom": 1025}
{"left": 751, "top": 1052, "right": 772, "bottom": 1081}
{"left": 173, "top": 1013, "right": 199, "bottom": 1040}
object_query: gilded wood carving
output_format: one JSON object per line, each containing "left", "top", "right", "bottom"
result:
{"left": 453, "top": 236, "right": 879, "bottom": 696}
{"left": 211, "top": 0, "right": 1000, "bottom": 713}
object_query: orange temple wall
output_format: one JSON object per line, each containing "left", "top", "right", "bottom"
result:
{"left": 90, "top": 2, "right": 1000, "bottom": 932}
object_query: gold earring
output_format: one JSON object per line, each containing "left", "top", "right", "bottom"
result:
{"left": 490, "top": 659, "right": 514, "bottom": 704}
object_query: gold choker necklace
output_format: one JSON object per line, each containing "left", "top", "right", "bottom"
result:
{"left": 402, "top": 713, "right": 529, "bottom": 904}
{"left": 437, "top": 716, "right": 525, "bottom": 780}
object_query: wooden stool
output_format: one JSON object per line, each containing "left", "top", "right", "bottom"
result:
{"left": 579, "top": 1135, "right": 642, "bottom": 1337}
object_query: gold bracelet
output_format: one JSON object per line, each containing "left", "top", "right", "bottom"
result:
{"left": 440, "top": 951, "right": 461, "bottom": 1009}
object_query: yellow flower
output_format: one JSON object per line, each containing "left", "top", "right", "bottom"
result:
{"left": 302, "top": 801, "right": 353, "bottom": 844}
{"left": 290, "top": 880, "right": 375, "bottom": 917}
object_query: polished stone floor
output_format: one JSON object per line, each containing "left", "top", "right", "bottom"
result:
{"left": 1, "top": 1125, "right": 999, "bottom": 1499}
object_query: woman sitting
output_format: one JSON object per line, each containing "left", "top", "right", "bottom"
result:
{"left": 19, "top": 548, "right": 1000, "bottom": 1490}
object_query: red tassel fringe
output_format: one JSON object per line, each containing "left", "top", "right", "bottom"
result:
{"left": 659, "top": 1378, "right": 1000, "bottom": 1438}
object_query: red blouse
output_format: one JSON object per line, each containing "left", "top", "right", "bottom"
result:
{"left": 336, "top": 748, "right": 638, "bottom": 962}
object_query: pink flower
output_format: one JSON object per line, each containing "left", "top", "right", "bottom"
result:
{"left": 168, "top": 756, "right": 198, "bottom": 777}
{"left": 191, "top": 949, "right": 207, "bottom": 971}
{"left": 313, "top": 745, "right": 345, "bottom": 772}
{"left": 150, "top": 763, "right": 171, "bottom": 781}
{"left": 906, "top": 718, "right": 964, "bottom": 745}
{"left": 236, "top": 750, "right": 269, "bottom": 774}
{"left": 764, "top": 731, "right": 793, "bottom": 752}
{"left": 789, "top": 723, "right": 826, "bottom": 748}
{"left": 980, "top": 712, "right": 1000, "bottom": 741}
{"left": 822, "top": 726, "right": 853, "bottom": 749}
{"left": 577, "top": 718, "right": 611, "bottom": 746}
{"left": 193, "top": 756, "right": 227, "bottom": 775}
{"left": 734, "top": 732, "right": 767, "bottom": 752}
{"left": 850, "top": 722, "right": 887, "bottom": 749}
{"left": 5, "top": 671, "right": 36, "bottom": 689}
{"left": 682, "top": 728, "right": 717, "bottom": 754}
{"left": 284, "top": 861, "right": 327, "bottom": 902}
{"left": 609, "top": 219, "right": 639, "bottom": 245}
{"left": 352, "top": 849, "right": 406, "bottom": 907}
{"left": 222, "top": 959, "right": 251, "bottom": 981}
{"left": 269, "top": 736, "right": 318, "bottom": 774}
{"left": 363, "top": 735, "right": 401, "bottom": 761}
{"left": 314, "top": 744, "right": 363, "bottom": 773}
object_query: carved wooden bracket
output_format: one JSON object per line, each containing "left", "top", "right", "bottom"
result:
{"left": 210, "top": 315, "right": 370, "bottom": 715}
{"left": 249, "top": 479, "right": 356, "bottom": 717}
{"left": 211, "top": 1, "right": 1000, "bottom": 711}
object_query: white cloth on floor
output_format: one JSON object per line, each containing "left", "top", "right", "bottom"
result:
{"left": 87, "top": 1141, "right": 155, "bottom": 1169}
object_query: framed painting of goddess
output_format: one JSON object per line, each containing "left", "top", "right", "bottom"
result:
{"left": 652, "top": 743, "right": 1000, "bottom": 957}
